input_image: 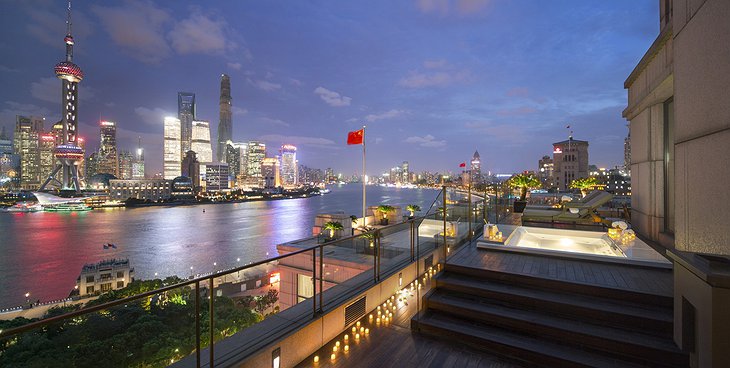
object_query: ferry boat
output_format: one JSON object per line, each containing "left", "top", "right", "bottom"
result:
{"left": 4, "top": 202, "right": 43, "bottom": 212}
{"left": 44, "top": 202, "right": 92, "bottom": 212}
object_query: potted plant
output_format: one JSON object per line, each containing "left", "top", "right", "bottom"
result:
{"left": 350, "top": 215, "right": 358, "bottom": 234}
{"left": 360, "top": 232, "right": 376, "bottom": 249}
{"left": 569, "top": 177, "right": 599, "bottom": 198}
{"left": 323, "top": 221, "right": 343, "bottom": 240}
{"left": 406, "top": 204, "right": 421, "bottom": 219}
{"left": 507, "top": 173, "right": 541, "bottom": 213}
{"left": 377, "top": 205, "right": 395, "bottom": 225}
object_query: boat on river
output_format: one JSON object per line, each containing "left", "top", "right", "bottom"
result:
{"left": 44, "top": 202, "right": 92, "bottom": 212}
{"left": 4, "top": 202, "right": 43, "bottom": 212}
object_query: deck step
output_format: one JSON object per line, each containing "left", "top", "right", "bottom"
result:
{"left": 444, "top": 262, "right": 673, "bottom": 307}
{"left": 434, "top": 272, "right": 673, "bottom": 336}
{"left": 427, "top": 290, "right": 687, "bottom": 367}
{"left": 414, "top": 311, "right": 647, "bottom": 368}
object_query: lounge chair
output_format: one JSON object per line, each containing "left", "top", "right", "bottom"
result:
{"left": 521, "top": 191, "right": 613, "bottom": 225}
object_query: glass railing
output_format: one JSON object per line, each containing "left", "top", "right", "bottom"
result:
{"left": 2, "top": 187, "right": 465, "bottom": 368}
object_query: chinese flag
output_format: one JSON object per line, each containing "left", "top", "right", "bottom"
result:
{"left": 459, "top": 162, "right": 466, "bottom": 168}
{"left": 347, "top": 129, "right": 364, "bottom": 145}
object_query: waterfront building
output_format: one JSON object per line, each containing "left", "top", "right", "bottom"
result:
{"left": 178, "top": 92, "right": 196, "bottom": 158}
{"left": 76, "top": 259, "right": 134, "bottom": 296}
{"left": 132, "top": 138, "right": 144, "bottom": 179}
{"left": 537, "top": 155, "right": 555, "bottom": 189}
{"left": 108, "top": 179, "right": 172, "bottom": 201}
{"left": 171, "top": 176, "right": 194, "bottom": 199}
{"left": 280, "top": 144, "right": 297, "bottom": 187}
{"left": 225, "top": 141, "right": 246, "bottom": 180}
{"left": 401, "top": 161, "right": 410, "bottom": 184}
{"left": 470, "top": 150, "right": 481, "bottom": 185}
{"left": 262, "top": 157, "right": 280, "bottom": 189}
{"left": 96, "top": 121, "right": 119, "bottom": 177}
{"left": 623, "top": 1, "right": 730, "bottom": 364}
{"left": 84, "top": 151, "right": 99, "bottom": 179}
{"left": 163, "top": 116, "right": 182, "bottom": 179}
{"left": 13, "top": 115, "right": 43, "bottom": 190}
{"left": 39, "top": 133, "right": 56, "bottom": 184}
{"left": 217, "top": 74, "right": 232, "bottom": 163}
{"left": 181, "top": 150, "right": 200, "bottom": 189}
{"left": 191, "top": 120, "right": 213, "bottom": 163}
{"left": 118, "top": 150, "right": 133, "bottom": 179}
{"left": 205, "top": 163, "right": 229, "bottom": 192}
{"left": 0, "top": 129, "right": 20, "bottom": 189}
{"left": 551, "top": 137, "right": 589, "bottom": 191}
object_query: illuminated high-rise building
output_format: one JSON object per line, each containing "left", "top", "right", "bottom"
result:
{"left": 40, "top": 2, "right": 85, "bottom": 192}
{"left": 14, "top": 115, "right": 44, "bottom": 189}
{"left": 225, "top": 141, "right": 247, "bottom": 177}
{"left": 191, "top": 120, "right": 212, "bottom": 163}
{"left": 246, "top": 141, "right": 266, "bottom": 178}
{"left": 178, "top": 92, "right": 196, "bottom": 158}
{"left": 401, "top": 161, "right": 410, "bottom": 184}
{"left": 262, "top": 157, "right": 280, "bottom": 189}
{"left": 132, "top": 137, "right": 145, "bottom": 179}
{"left": 470, "top": 150, "right": 481, "bottom": 185}
{"left": 0, "top": 127, "right": 20, "bottom": 189}
{"left": 217, "top": 75, "right": 232, "bottom": 163}
{"left": 96, "top": 121, "right": 119, "bottom": 176}
{"left": 280, "top": 144, "right": 297, "bottom": 187}
{"left": 163, "top": 117, "right": 182, "bottom": 179}
{"left": 118, "top": 150, "right": 133, "bottom": 179}
{"left": 39, "top": 133, "right": 56, "bottom": 183}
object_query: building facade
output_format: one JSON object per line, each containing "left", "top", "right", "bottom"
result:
{"left": 178, "top": 92, "right": 195, "bottom": 158}
{"left": 181, "top": 150, "right": 200, "bottom": 190}
{"left": 108, "top": 179, "right": 172, "bottom": 201}
{"left": 470, "top": 151, "right": 481, "bottom": 185}
{"left": 246, "top": 141, "right": 266, "bottom": 184}
{"left": 538, "top": 155, "right": 555, "bottom": 189}
{"left": 132, "top": 139, "right": 144, "bottom": 179}
{"left": 623, "top": 1, "right": 730, "bottom": 365}
{"left": 14, "top": 115, "right": 44, "bottom": 189}
{"left": 551, "top": 138, "right": 589, "bottom": 191}
{"left": 118, "top": 150, "right": 133, "bottom": 179}
{"left": 204, "top": 163, "right": 229, "bottom": 192}
{"left": 280, "top": 144, "right": 297, "bottom": 187}
{"left": 262, "top": 157, "right": 280, "bottom": 189}
{"left": 96, "top": 121, "right": 119, "bottom": 177}
{"left": 163, "top": 116, "right": 182, "bottom": 179}
{"left": 76, "top": 259, "right": 134, "bottom": 296}
{"left": 191, "top": 120, "right": 212, "bottom": 163}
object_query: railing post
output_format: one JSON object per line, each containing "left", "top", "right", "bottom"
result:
{"left": 318, "top": 243, "right": 324, "bottom": 312}
{"left": 442, "top": 186, "right": 447, "bottom": 261}
{"left": 195, "top": 281, "right": 200, "bottom": 368}
{"left": 410, "top": 221, "right": 415, "bottom": 261}
{"left": 312, "top": 248, "right": 317, "bottom": 317}
{"left": 468, "top": 183, "right": 472, "bottom": 242}
{"left": 373, "top": 231, "right": 378, "bottom": 283}
{"left": 209, "top": 277, "right": 214, "bottom": 368}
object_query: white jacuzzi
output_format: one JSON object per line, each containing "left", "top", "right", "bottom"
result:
{"left": 504, "top": 227, "right": 626, "bottom": 258}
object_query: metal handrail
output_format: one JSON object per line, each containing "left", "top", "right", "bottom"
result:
{"left": 0, "top": 210, "right": 440, "bottom": 340}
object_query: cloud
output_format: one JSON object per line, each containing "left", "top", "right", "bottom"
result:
{"left": 404, "top": 134, "right": 447, "bottom": 148}
{"left": 314, "top": 87, "right": 352, "bottom": 107}
{"left": 0, "top": 65, "right": 19, "bottom": 73}
{"left": 227, "top": 62, "right": 242, "bottom": 70}
{"left": 416, "top": 0, "right": 492, "bottom": 16}
{"left": 496, "top": 106, "right": 537, "bottom": 116}
{"left": 168, "top": 11, "right": 234, "bottom": 54}
{"left": 254, "top": 80, "right": 282, "bottom": 92}
{"left": 0, "top": 101, "right": 54, "bottom": 129}
{"left": 30, "top": 77, "right": 60, "bottom": 103}
{"left": 506, "top": 87, "right": 530, "bottom": 97}
{"left": 398, "top": 70, "right": 469, "bottom": 88}
{"left": 92, "top": 1, "right": 172, "bottom": 64}
{"left": 289, "top": 78, "right": 302, "bottom": 86}
{"left": 259, "top": 117, "right": 290, "bottom": 127}
{"left": 25, "top": 7, "right": 93, "bottom": 49}
{"left": 364, "top": 109, "right": 407, "bottom": 122}
{"left": 258, "top": 134, "right": 336, "bottom": 148}
{"left": 134, "top": 106, "right": 171, "bottom": 125}
{"left": 423, "top": 60, "right": 448, "bottom": 69}
{"left": 231, "top": 106, "right": 248, "bottom": 115}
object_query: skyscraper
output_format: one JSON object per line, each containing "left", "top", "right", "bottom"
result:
{"left": 191, "top": 120, "right": 212, "bottom": 163}
{"left": 14, "top": 115, "right": 43, "bottom": 189}
{"left": 246, "top": 141, "right": 266, "bottom": 179}
{"left": 538, "top": 155, "right": 554, "bottom": 188}
{"left": 225, "top": 141, "right": 247, "bottom": 178}
{"left": 178, "top": 92, "right": 196, "bottom": 158}
{"left": 401, "top": 161, "right": 410, "bottom": 184}
{"left": 163, "top": 116, "right": 182, "bottom": 179}
{"left": 39, "top": 133, "right": 56, "bottom": 183}
{"left": 132, "top": 137, "right": 145, "bottom": 179}
{"left": 97, "top": 121, "right": 119, "bottom": 176}
{"left": 262, "top": 157, "right": 280, "bottom": 189}
{"left": 118, "top": 150, "right": 133, "bottom": 179}
{"left": 0, "top": 127, "right": 20, "bottom": 190}
{"left": 41, "top": 1, "right": 85, "bottom": 192}
{"left": 217, "top": 74, "right": 232, "bottom": 163}
{"left": 280, "top": 144, "right": 297, "bottom": 187}
{"left": 470, "top": 150, "right": 481, "bottom": 185}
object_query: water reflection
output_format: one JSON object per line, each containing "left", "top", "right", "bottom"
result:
{"left": 0, "top": 184, "right": 437, "bottom": 307}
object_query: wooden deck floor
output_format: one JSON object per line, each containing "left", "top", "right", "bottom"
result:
{"left": 448, "top": 243, "right": 673, "bottom": 297}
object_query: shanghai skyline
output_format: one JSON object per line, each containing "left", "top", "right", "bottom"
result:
{"left": 0, "top": 0, "right": 658, "bottom": 175}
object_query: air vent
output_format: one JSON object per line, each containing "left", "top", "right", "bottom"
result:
{"left": 344, "top": 296, "right": 366, "bottom": 326}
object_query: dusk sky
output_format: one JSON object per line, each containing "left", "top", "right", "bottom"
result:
{"left": 0, "top": 0, "right": 658, "bottom": 177}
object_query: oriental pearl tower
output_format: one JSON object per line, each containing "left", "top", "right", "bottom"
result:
{"left": 40, "top": 1, "right": 85, "bottom": 193}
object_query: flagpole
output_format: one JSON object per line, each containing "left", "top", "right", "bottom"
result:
{"left": 362, "top": 125, "right": 367, "bottom": 227}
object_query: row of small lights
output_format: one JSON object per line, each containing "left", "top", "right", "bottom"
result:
{"left": 312, "top": 263, "right": 441, "bottom": 364}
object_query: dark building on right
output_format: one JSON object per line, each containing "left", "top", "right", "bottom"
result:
{"left": 623, "top": 0, "right": 730, "bottom": 365}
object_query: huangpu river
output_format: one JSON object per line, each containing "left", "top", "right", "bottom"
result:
{"left": 0, "top": 184, "right": 438, "bottom": 308}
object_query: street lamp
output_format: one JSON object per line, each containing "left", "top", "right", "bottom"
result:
{"left": 25, "top": 292, "right": 30, "bottom": 306}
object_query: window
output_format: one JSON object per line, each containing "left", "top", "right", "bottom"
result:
{"left": 85, "top": 275, "right": 94, "bottom": 283}
{"left": 297, "top": 274, "right": 313, "bottom": 303}
{"left": 116, "top": 281, "right": 124, "bottom": 288}
{"left": 664, "top": 98, "right": 675, "bottom": 234}
{"left": 101, "top": 283, "right": 112, "bottom": 292}
{"left": 117, "top": 271, "right": 124, "bottom": 278}
{"left": 86, "top": 286, "right": 94, "bottom": 294}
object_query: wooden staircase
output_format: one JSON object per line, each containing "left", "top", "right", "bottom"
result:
{"left": 412, "top": 254, "right": 688, "bottom": 367}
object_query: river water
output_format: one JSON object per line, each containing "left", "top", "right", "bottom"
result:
{"left": 0, "top": 184, "right": 438, "bottom": 308}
